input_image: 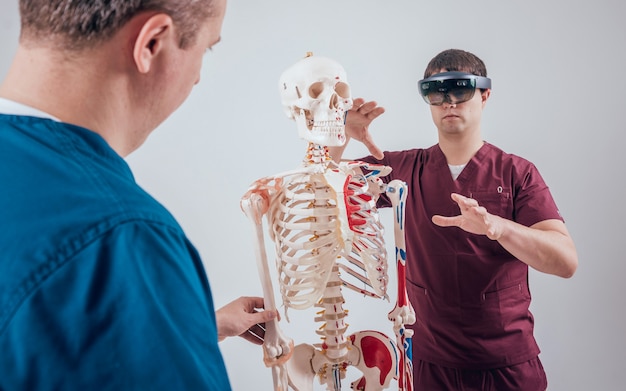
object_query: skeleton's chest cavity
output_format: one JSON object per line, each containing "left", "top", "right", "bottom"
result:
{"left": 269, "top": 167, "right": 388, "bottom": 311}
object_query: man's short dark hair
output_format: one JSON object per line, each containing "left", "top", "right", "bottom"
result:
{"left": 424, "top": 49, "right": 488, "bottom": 78}
{"left": 19, "top": 0, "right": 216, "bottom": 51}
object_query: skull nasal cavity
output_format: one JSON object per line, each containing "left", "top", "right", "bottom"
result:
{"left": 329, "top": 94, "right": 338, "bottom": 108}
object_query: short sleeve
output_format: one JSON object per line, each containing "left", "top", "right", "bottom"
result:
{"left": 513, "top": 163, "right": 563, "bottom": 227}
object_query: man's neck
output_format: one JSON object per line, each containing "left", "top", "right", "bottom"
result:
{"left": 438, "top": 132, "right": 484, "bottom": 165}
{"left": 0, "top": 45, "right": 140, "bottom": 157}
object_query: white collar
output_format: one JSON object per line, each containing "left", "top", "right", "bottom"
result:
{"left": 0, "top": 97, "right": 59, "bottom": 121}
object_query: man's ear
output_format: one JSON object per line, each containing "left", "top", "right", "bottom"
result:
{"left": 481, "top": 89, "right": 491, "bottom": 105}
{"left": 133, "top": 13, "right": 174, "bottom": 74}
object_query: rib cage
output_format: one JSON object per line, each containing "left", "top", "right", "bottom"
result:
{"left": 267, "top": 167, "right": 388, "bottom": 315}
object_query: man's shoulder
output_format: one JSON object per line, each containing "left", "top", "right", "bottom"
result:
{"left": 1, "top": 114, "right": 179, "bottom": 227}
{"left": 383, "top": 144, "right": 440, "bottom": 165}
{"left": 481, "top": 142, "right": 536, "bottom": 169}
{"left": 0, "top": 114, "right": 187, "bottom": 315}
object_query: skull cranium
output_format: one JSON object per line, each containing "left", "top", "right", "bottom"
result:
{"left": 279, "top": 54, "right": 353, "bottom": 147}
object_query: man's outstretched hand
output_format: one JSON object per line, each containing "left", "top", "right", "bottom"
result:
{"left": 345, "top": 98, "right": 386, "bottom": 159}
{"left": 432, "top": 193, "right": 504, "bottom": 240}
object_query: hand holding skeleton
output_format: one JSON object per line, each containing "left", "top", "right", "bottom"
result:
{"left": 215, "top": 296, "right": 278, "bottom": 345}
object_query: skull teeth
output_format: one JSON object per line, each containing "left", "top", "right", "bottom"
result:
{"left": 312, "top": 121, "right": 343, "bottom": 134}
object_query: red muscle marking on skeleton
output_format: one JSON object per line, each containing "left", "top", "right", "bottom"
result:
{"left": 396, "top": 261, "right": 408, "bottom": 307}
{"left": 361, "top": 335, "right": 394, "bottom": 385}
{"left": 241, "top": 177, "right": 284, "bottom": 224}
{"left": 353, "top": 376, "right": 367, "bottom": 390}
{"left": 344, "top": 175, "right": 370, "bottom": 229}
{"left": 349, "top": 332, "right": 396, "bottom": 388}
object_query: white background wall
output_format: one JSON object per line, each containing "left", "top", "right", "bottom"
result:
{"left": 1, "top": 1, "right": 625, "bottom": 390}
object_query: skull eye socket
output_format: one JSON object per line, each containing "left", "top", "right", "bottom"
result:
{"left": 308, "top": 82, "right": 324, "bottom": 99}
{"left": 334, "top": 82, "right": 350, "bottom": 99}
{"left": 308, "top": 81, "right": 351, "bottom": 99}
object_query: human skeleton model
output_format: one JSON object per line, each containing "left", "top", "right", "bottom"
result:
{"left": 241, "top": 54, "right": 415, "bottom": 391}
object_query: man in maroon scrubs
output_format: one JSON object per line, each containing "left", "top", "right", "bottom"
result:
{"left": 335, "top": 49, "right": 578, "bottom": 390}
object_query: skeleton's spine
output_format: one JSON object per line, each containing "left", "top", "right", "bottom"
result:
{"left": 315, "top": 265, "right": 349, "bottom": 362}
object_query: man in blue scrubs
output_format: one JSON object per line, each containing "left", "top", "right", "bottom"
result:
{"left": 335, "top": 49, "right": 578, "bottom": 390}
{"left": 0, "top": 0, "right": 275, "bottom": 389}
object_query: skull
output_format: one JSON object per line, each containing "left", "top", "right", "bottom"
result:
{"left": 279, "top": 54, "right": 353, "bottom": 147}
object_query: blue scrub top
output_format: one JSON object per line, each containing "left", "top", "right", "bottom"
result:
{"left": 0, "top": 113, "right": 231, "bottom": 390}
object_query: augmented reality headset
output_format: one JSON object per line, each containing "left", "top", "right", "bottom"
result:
{"left": 418, "top": 71, "right": 492, "bottom": 106}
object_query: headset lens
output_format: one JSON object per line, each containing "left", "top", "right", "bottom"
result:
{"left": 420, "top": 79, "right": 476, "bottom": 106}
{"left": 418, "top": 72, "right": 491, "bottom": 106}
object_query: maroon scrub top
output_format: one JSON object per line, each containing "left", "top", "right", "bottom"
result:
{"left": 360, "top": 142, "right": 563, "bottom": 369}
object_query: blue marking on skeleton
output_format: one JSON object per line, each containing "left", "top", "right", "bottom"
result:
{"left": 365, "top": 169, "right": 381, "bottom": 178}
{"left": 405, "top": 337, "right": 413, "bottom": 360}
{"left": 333, "top": 365, "right": 341, "bottom": 390}
{"left": 396, "top": 204, "right": 405, "bottom": 229}
{"left": 388, "top": 339, "right": 399, "bottom": 376}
